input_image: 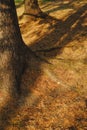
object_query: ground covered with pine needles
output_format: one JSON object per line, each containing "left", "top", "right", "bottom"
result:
{"left": 0, "top": 0, "right": 87, "bottom": 129}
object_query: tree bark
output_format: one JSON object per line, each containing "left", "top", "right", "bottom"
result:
{"left": 24, "top": 0, "right": 47, "bottom": 18}
{"left": 0, "top": 0, "right": 25, "bottom": 99}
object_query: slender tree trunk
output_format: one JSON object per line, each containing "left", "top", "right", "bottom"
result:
{"left": 24, "top": 0, "right": 47, "bottom": 18}
{"left": 0, "top": 0, "right": 25, "bottom": 99}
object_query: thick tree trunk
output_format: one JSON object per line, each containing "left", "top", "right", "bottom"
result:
{"left": 24, "top": 0, "right": 47, "bottom": 18}
{"left": 0, "top": 0, "right": 25, "bottom": 100}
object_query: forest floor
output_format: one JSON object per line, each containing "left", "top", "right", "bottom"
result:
{"left": 0, "top": 0, "right": 87, "bottom": 130}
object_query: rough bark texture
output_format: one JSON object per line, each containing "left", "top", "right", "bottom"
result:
{"left": 0, "top": 0, "right": 25, "bottom": 99}
{"left": 24, "top": 0, "right": 44, "bottom": 17}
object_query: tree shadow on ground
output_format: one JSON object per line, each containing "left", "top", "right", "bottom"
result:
{"left": 0, "top": 3, "right": 87, "bottom": 130}
{"left": 30, "top": 4, "right": 87, "bottom": 59}
{"left": 45, "top": 1, "right": 74, "bottom": 13}
{"left": 41, "top": 0, "right": 83, "bottom": 14}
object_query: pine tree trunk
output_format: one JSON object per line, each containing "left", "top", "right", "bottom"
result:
{"left": 24, "top": 0, "right": 47, "bottom": 18}
{"left": 0, "top": 0, "right": 25, "bottom": 100}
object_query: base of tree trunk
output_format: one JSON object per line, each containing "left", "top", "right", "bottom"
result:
{"left": 23, "top": 11, "right": 48, "bottom": 18}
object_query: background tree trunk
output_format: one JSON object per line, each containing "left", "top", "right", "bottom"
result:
{"left": 24, "top": 0, "right": 47, "bottom": 17}
{"left": 0, "top": 0, "right": 25, "bottom": 100}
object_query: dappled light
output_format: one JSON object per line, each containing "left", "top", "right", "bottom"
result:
{"left": 20, "top": 3, "right": 87, "bottom": 61}
{"left": 0, "top": 0, "right": 87, "bottom": 129}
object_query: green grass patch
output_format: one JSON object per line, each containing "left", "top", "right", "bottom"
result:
{"left": 15, "top": 0, "right": 23, "bottom": 3}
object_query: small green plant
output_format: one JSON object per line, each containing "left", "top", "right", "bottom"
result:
{"left": 15, "top": 0, "right": 23, "bottom": 3}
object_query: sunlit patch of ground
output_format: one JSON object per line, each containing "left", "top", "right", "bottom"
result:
{"left": 0, "top": 0, "right": 87, "bottom": 129}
